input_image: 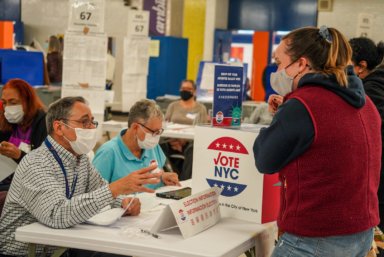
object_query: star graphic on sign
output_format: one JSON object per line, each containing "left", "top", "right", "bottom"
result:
{"left": 236, "top": 145, "right": 241, "bottom": 151}
{"left": 234, "top": 187, "right": 239, "bottom": 192}
{"left": 227, "top": 185, "right": 232, "bottom": 191}
{"left": 222, "top": 143, "right": 227, "bottom": 149}
{"left": 216, "top": 142, "right": 221, "bottom": 148}
{"left": 229, "top": 144, "right": 234, "bottom": 150}
{"left": 220, "top": 184, "right": 225, "bottom": 189}
{"left": 214, "top": 183, "right": 218, "bottom": 187}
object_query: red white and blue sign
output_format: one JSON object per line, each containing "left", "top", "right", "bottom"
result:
{"left": 206, "top": 136, "right": 248, "bottom": 197}
{"left": 192, "top": 126, "right": 280, "bottom": 223}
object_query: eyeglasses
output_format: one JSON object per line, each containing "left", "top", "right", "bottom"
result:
{"left": 62, "top": 118, "right": 98, "bottom": 129}
{"left": 138, "top": 123, "right": 164, "bottom": 136}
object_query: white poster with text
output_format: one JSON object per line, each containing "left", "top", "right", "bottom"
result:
{"left": 151, "top": 187, "right": 222, "bottom": 239}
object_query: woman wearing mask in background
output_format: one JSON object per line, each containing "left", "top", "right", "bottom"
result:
{"left": 253, "top": 26, "right": 381, "bottom": 257}
{"left": 165, "top": 80, "right": 208, "bottom": 125}
{"left": 0, "top": 79, "right": 47, "bottom": 163}
{"left": 162, "top": 80, "right": 208, "bottom": 180}
{"left": 93, "top": 99, "right": 180, "bottom": 188}
{"left": 349, "top": 37, "right": 384, "bottom": 256}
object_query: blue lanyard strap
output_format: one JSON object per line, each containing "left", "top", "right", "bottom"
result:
{"left": 45, "top": 138, "right": 78, "bottom": 199}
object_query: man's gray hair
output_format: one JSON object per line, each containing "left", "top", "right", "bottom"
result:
{"left": 128, "top": 99, "right": 163, "bottom": 127}
{"left": 46, "top": 96, "right": 87, "bottom": 134}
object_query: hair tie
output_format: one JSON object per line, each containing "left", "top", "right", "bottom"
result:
{"left": 319, "top": 25, "right": 333, "bottom": 43}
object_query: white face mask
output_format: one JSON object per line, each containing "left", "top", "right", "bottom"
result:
{"left": 4, "top": 105, "right": 24, "bottom": 124}
{"left": 270, "top": 69, "right": 295, "bottom": 97}
{"left": 63, "top": 124, "right": 98, "bottom": 155}
{"left": 137, "top": 132, "right": 160, "bottom": 150}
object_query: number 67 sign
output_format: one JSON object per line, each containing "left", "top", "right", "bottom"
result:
{"left": 127, "top": 10, "right": 150, "bottom": 37}
{"left": 68, "top": 0, "right": 105, "bottom": 34}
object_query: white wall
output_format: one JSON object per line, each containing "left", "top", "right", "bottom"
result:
{"left": 22, "top": 0, "right": 68, "bottom": 46}
{"left": 317, "top": 0, "right": 384, "bottom": 43}
{"left": 203, "top": 0, "right": 228, "bottom": 61}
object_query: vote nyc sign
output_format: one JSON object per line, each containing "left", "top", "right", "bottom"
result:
{"left": 192, "top": 126, "right": 280, "bottom": 223}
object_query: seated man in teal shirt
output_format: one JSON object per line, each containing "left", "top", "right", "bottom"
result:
{"left": 93, "top": 99, "right": 180, "bottom": 189}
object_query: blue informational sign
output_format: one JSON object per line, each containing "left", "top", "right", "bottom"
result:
{"left": 212, "top": 65, "right": 243, "bottom": 128}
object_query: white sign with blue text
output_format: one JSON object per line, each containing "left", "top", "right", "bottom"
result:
{"left": 151, "top": 187, "right": 222, "bottom": 239}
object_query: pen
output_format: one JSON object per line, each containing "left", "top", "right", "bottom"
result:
{"left": 140, "top": 228, "right": 161, "bottom": 239}
{"left": 124, "top": 194, "right": 136, "bottom": 212}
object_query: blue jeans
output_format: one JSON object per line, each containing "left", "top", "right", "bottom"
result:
{"left": 271, "top": 228, "right": 373, "bottom": 257}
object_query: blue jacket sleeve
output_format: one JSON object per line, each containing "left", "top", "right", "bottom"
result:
{"left": 253, "top": 99, "right": 314, "bottom": 174}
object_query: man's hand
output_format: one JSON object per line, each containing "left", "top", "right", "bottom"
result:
{"left": 109, "top": 165, "right": 161, "bottom": 198}
{"left": 122, "top": 197, "right": 141, "bottom": 216}
{"left": 162, "top": 172, "right": 181, "bottom": 186}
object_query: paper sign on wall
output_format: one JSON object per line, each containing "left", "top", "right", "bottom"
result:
{"left": 68, "top": 0, "right": 105, "bottom": 33}
{"left": 356, "top": 13, "right": 373, "bottom": 38}
{"left": 151, "top": 187, "right": 222, "bottom": 239}
{"left": 192, "top": 126, "right": 280, "bottom": 224}
{"left": 127, "top": 10, "right": 150, "bottom": 37}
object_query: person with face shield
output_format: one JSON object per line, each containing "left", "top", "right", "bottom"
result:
{"left": 0, "top": 96, "right": 162, "bottom": 257}
{"left": 161, "top": 80, "right": 209, "bottom": 180}
{"left": 0, "top": 79, "right": 47, "bottom": 163}
{"left": 93, "top": 99, "right": 180, "bottom": 188}
{"left": 253, "top": 26, "right": 381, "bottom": 257}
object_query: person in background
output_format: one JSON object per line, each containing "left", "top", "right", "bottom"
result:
{"left": 349, "top": 36, "right": 384, "bottom": 253}
{"left": 244, "top": 77, "right": 253, "bottom": 101}
{"left": 162, "top": 80, "right": 209, "bottom": 180}
{"left": 46, "top": 35, "right": 63, "bottom": 85}
{"left": 93, "top": 99, "right": 180, "bottom": 188}
{"left": 165, "top": 80, "right": 208, "bottom": 125}
{"left": 0, "top": 96, "right": 161, "bottom": 257}
{"left": 0, "top": 79, "right": 47, "bottom": 164}
{"left": 253, "top": 26, "right": 381, "bottom": 257}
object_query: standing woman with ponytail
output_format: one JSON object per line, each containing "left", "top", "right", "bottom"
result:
{"left": 0, "top": 79, "right": 47, "bottom": 164}
{"left": 253, "top": 26, "right": 381, "bottom": 257}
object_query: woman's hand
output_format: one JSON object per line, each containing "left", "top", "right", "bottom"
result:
{"left": 122, "top": 197, "right": 141, "bottom": 216}
{"left": 268, "top": 94, "right": 284, "bottom": 114}
{"left": 162, "top": 172, "right": 181, "bottom": 186}
{"left": 0, "top": 141, "right": 22, "bottom": 160}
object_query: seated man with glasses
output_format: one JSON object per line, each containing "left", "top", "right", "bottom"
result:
{"left": 0, "top": 96, "right": 162, "bottom": 257}
{"left": 93, "top": 99, "right": 180, "bottom": 189}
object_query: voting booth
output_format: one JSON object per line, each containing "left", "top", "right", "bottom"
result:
{"left": 192, "top": 125, "right": 280, "bottom": 223}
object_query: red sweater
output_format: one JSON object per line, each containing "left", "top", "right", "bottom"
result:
{"left": 278, "top": 86, "right": 381, "bottom": 237}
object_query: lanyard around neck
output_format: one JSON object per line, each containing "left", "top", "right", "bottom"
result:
{"left": 45, "top": 138, "right": 78, "bottom": 199}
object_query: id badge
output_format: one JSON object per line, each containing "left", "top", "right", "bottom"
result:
{"left": 19, "top": 142, "right": 32, "bottom": 153}
{"left": 186, "top": 113, "right": 197, "bottom": 120}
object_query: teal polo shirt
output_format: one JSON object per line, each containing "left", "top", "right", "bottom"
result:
{"left": 93, "top": 129, "right": 165, "bottom": 189}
